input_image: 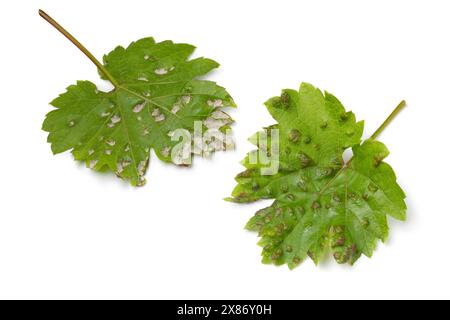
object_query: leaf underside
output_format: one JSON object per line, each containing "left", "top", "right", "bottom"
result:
{"left": 228, "top": 83, "right": 406, "bottom": 268}
{"left": 43, "top": 37, "right": 235, "bottom": 186}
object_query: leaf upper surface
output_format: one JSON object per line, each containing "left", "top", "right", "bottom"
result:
{"left": 43, "top": 38, "right": 235, "bottom": 186}
{"left": 229, "top": 83, "right": 406, "bottom": 268}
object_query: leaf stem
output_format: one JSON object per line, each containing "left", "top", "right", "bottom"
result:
{"left": 39, "top": 9, "right": 120, "bottom": 88}
{"left": 370, "top": 100, "right": 407, "bottom": 140}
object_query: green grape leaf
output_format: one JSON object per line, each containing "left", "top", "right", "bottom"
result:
{"left": 42, "top": 21, "right": 235, "bottom": 186}
{"left": 228, "top": 83, "right": 406, "bottom": 268}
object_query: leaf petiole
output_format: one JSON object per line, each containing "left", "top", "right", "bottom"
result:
{"left": 370, "top": 100, "right": 407, "bottom": 140}
{"left": 39, "top": 9, "right": 120, "bottom": 88}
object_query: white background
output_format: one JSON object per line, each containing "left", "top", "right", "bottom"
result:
{"left": 0, "top": 0, "right": 448, "bottom": 300}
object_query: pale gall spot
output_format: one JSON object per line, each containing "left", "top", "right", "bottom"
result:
{"left": 152, "top": 108, "right": 160, "bottom": 117}
{"left": 211, "top": 110, "right": 230, "bottom": 120}
{"left": 161, "top": 146, "right": 171, "bottom": 158}
{"left": 207, "top": 99, "right": 223, "bottom": 108}
{"left": 89, "top": 160, "right": 98, "bottom": 169}
{"left": 167, "top": 131, "right": 175, "bottom": 138}
{"left": 137, "top": 176, "right": 146, "bottom": 187}
{"left": 108, "top": 115, "right": 121, "bottom": 128}
{"left": 213, "top": 99, "right": 223, "bottom": 107}
{"left": 111, "top": 115, "right": 121, "bottom": 124}
{"left": 171, "top": 103, "right": 181, "bottom": 114}
{"left": 154, "top": 68, "right": 168, "bottom": 75}
{"left": 151, "top": 108, "right": 166, "bottom": 122}
{"left": 182, "top": 95, "right": 191, "bottom": 104}
{"left": 137, "top": 160, "right": 147, "bottom": 176}
{"left": 116, "top": 162, "right": 124, "bottom": 175}
{"left": 133, "top": 102, "right": 145, "bottom": 113}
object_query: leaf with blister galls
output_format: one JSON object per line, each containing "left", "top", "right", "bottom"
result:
{"left": 228, "top": 83, "right": 407, "bottom": 268}
{"left": 42, "top": 33, "right": 235, "bottom": 186}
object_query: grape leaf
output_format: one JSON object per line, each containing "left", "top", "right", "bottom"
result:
{"left": 228, "top": 83, "right": 407, "bottom": 268}
{"left": 41, "top": 12, "right": 235, "bottom": 186}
